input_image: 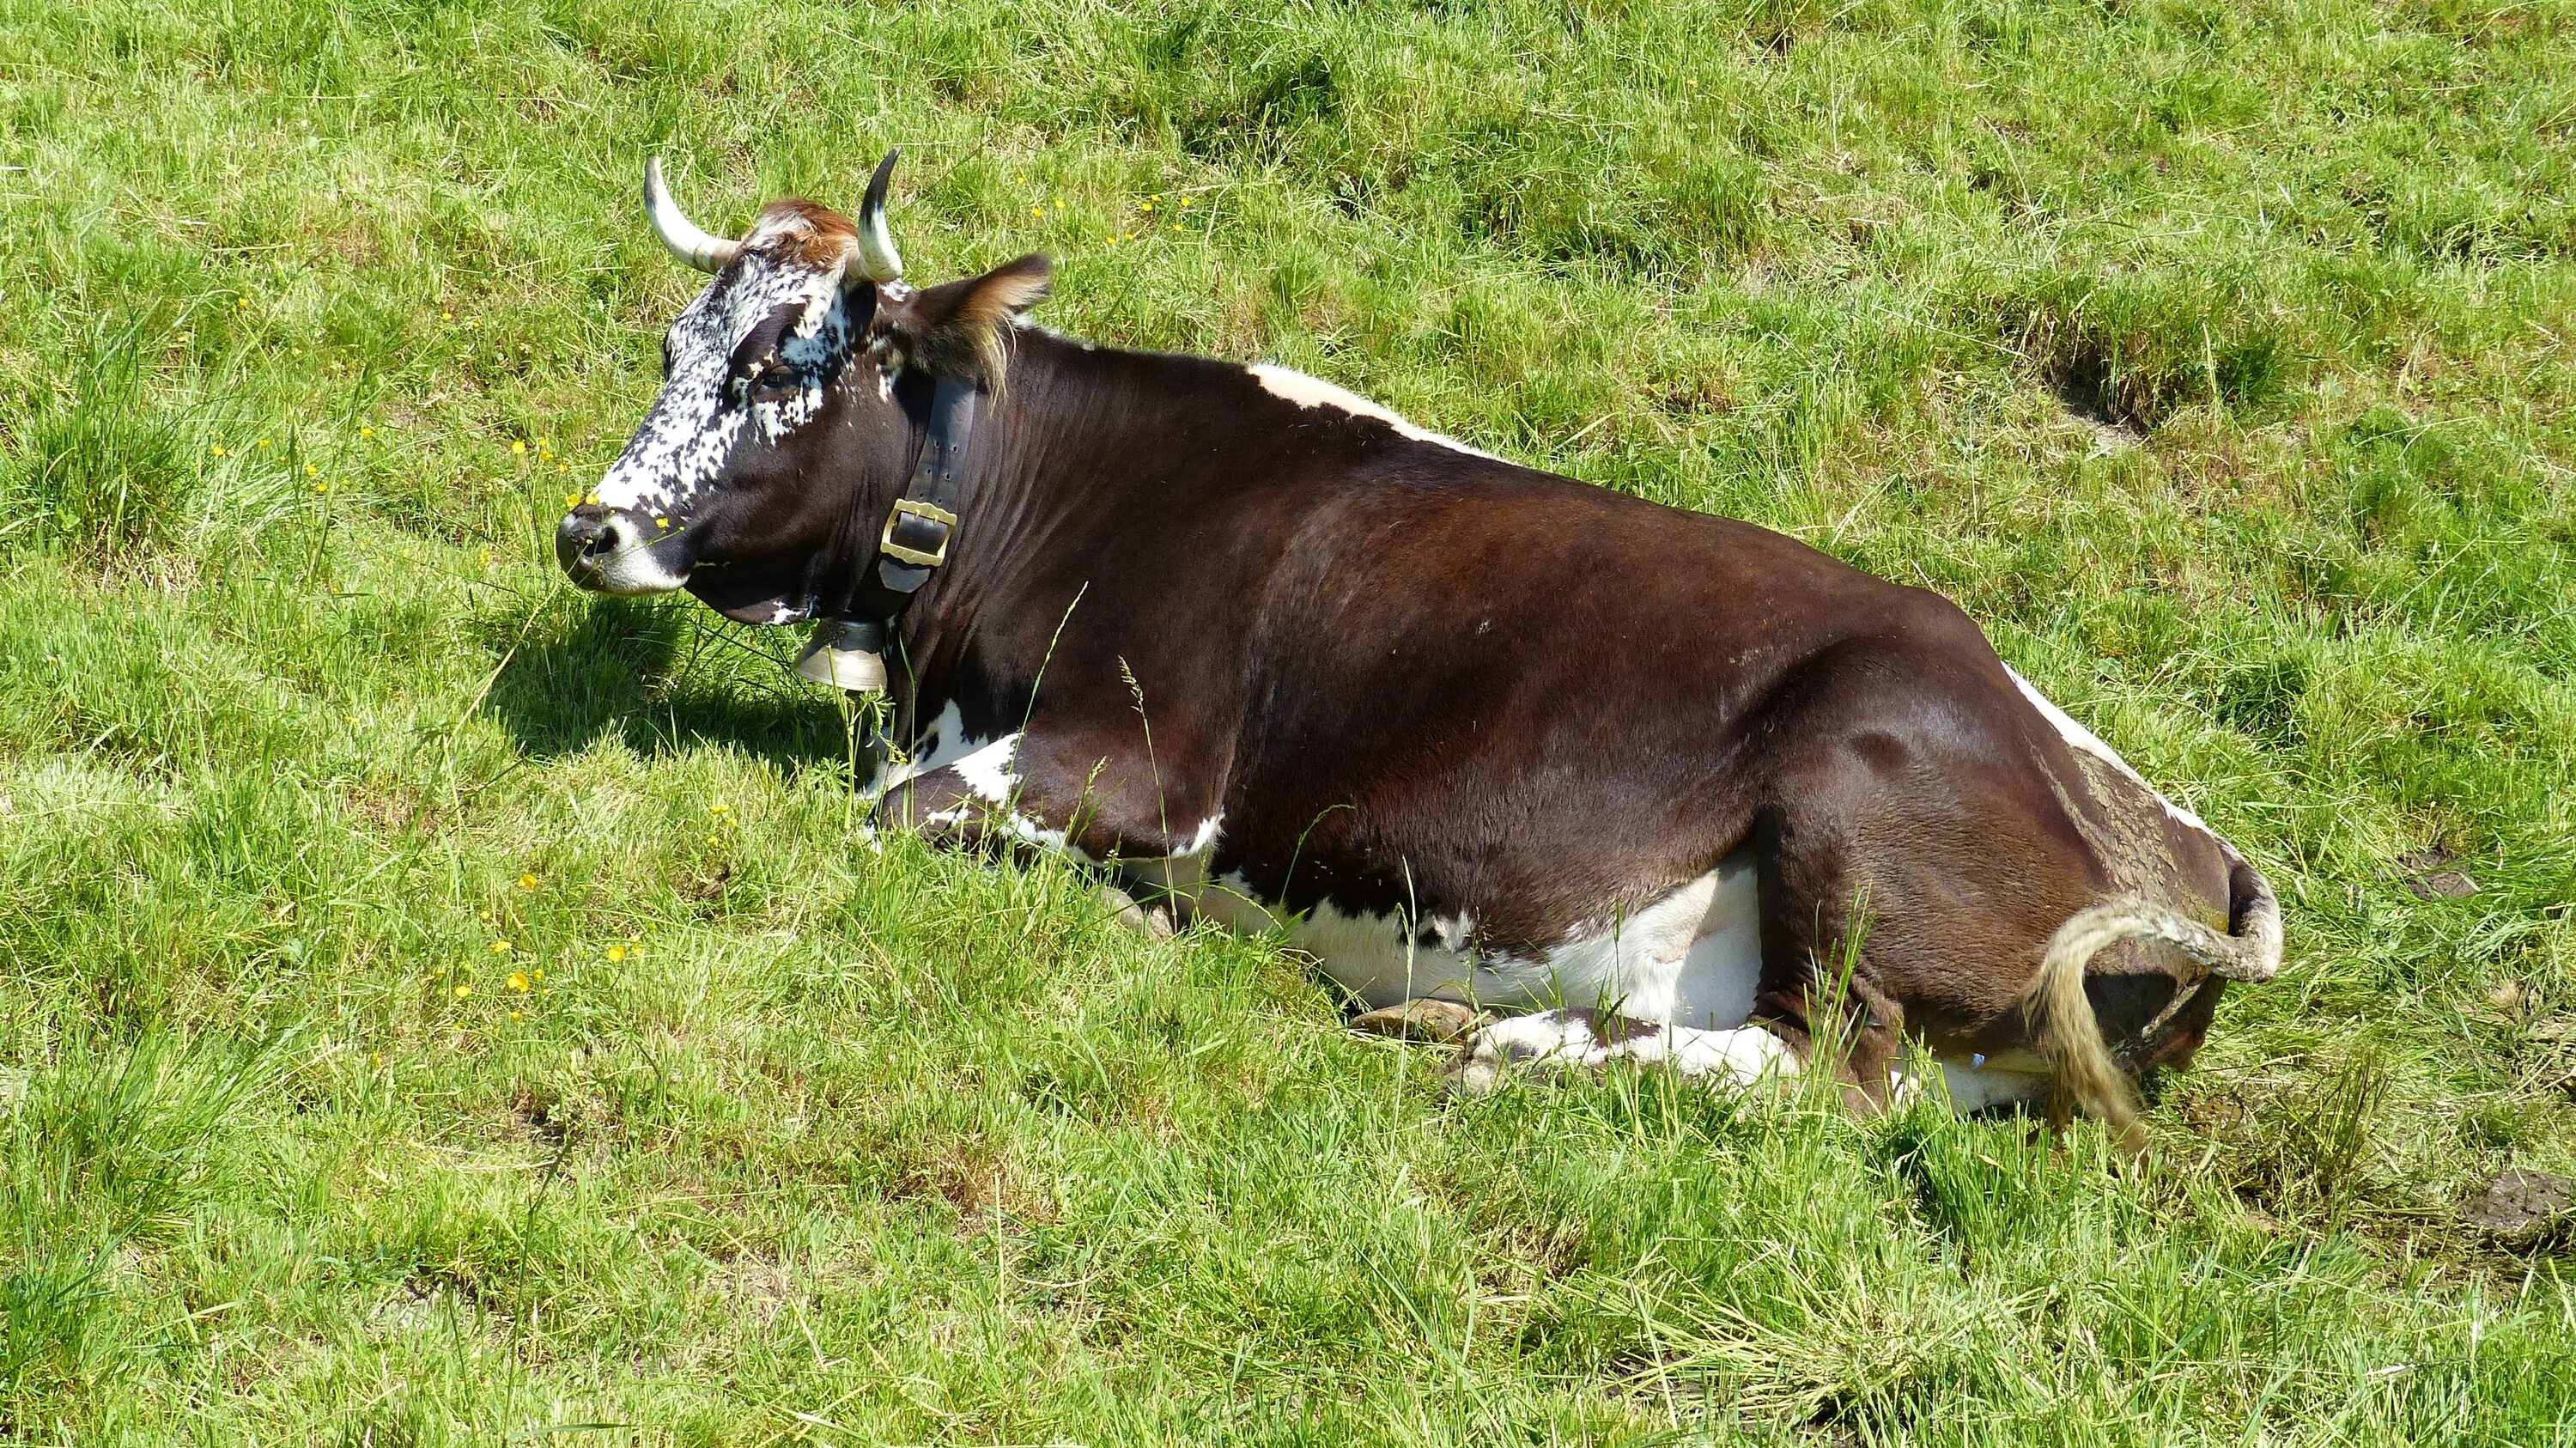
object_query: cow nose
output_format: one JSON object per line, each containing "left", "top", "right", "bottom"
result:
{"left": 555, "top": 503, "right": 621, "bottom": 577}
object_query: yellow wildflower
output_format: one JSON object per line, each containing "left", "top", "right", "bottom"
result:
{"left": 453, "top": 983, "right": 471, "bottom": 999}
{"left": 360, "top": 425, "right": 374, "bottom": 437}
{"left": 518, "top": 873, "right": 538, "bottom": 891}
{"left": 491, "top": 940, "right": 511, "bottom": 954}
{"left": 709, "top": 802, "right": 729, "bottom": 814}
{"left": 210, "top": 445, "right": 227, "bottom": 457}
{"left": 511, "top": 440, "right": 526, "bottom": 454}
{"left": 440, "top": 309, "right": 453, "bottom": 320}
{"left": 606, "top": 945, "right": 625, "bottom": 962}
{"left": 563, "top": 492, "right": 580, "bottom": 508}
{"left": 256, "top": 439, "right": 270, "bottom": 448}
{"left": 508, "top": 1010, "right": 522, "bottom": 1021}
{"left": 532, "top": 969, "right": 544, "bottom": 983}
{"left": 506, "top": 971, "right": 530, "bottom": 992}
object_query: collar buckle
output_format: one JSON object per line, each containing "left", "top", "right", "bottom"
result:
{"left": 879, "top": 497, "right": 957, "bottom": 569}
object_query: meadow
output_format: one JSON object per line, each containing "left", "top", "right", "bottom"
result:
{"left": 3, "top": 0, "right": 2573, "bottom": 1441}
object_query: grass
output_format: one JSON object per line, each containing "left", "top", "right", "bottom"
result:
{"left": 2, "top": 0, "right": 2573, "bottom": 1440}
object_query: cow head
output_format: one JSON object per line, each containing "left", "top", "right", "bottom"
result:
{"left": 556, "top": 153, "right": 1051, "bottom": 624}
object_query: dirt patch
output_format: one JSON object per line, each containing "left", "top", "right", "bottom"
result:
{"left": 2461, "top": 1169, "right": 2573, "bottom": 1246}
{"left": 2397, "top": 847, "right": 2480, "bottom": 900}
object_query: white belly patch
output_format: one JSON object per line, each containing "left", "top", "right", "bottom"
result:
{"left": 1156, "top": 847, "right": 1765, "bottom": 1028}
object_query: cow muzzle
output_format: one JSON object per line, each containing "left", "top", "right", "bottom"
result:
{"left": 555, "top": 503, "right": 690, "bottom": 594}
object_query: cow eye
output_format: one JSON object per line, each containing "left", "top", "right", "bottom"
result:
{"left": 744, "top": 360, "right": 800, "bottom": 402}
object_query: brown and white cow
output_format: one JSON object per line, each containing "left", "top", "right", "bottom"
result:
{"left": 556, "top": 155, "right": 2282, "bottom": 1141}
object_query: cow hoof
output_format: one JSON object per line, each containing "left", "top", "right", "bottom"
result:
{"left": 1098, "top": 884, "right": 1176, "bottom": 940}
{"left": 1350, "top": 998, "right": 1482, "bottom": 1045}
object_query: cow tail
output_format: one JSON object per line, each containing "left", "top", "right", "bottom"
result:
{"left": 2024, "top": 861, "right": 2284, "bottom": 1151}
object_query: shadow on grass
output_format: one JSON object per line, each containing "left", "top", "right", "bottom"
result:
{"left": 482, "top": 593, "right": 857, "bottom": 774}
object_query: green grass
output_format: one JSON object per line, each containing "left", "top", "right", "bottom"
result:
{"left": 3, "top": 0, "right": 2573, "bottom": 1441}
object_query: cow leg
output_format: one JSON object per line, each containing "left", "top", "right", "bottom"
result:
{"left": 1450, "top": 1008, "right": 1797, "bottom": 1095}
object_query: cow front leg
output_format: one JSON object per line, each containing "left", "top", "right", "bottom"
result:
{"left": 1449, "top": 1009, "right": 1800, "bottom": 1094}
{"left": 876, "top": 755, "right": 1181, "bottom": 939}
{"left": 874, "top": 753, "right": 1076, "bottom": 863}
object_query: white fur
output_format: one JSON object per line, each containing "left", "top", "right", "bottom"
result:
{"left": 1167, "top": 849, "right": 1764, "bottom": 1029}
{"left": 901, "top": 727, "right": 1096, "bottom": 862}
{"left": 579, "top": 515, "right": 694, "bottom": 593}
{"left": 1248, "top": 364, "right": 1503, "bottom": 461}
{"left": 1455, "top": 1010, "right": 1794, "bottom": 1093}
{"left": 869, "top": 702, "right": 981, "bottom": 795}
{"left": 946, "top": 733, "right": 1021, "bottom": 804}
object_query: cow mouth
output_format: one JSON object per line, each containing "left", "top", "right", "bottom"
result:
{"left": 555, "top": 508, "right": 695, "bottom": 596}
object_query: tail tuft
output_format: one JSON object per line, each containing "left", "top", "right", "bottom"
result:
{"left": 2024, "top": 904, "right": 2152, "bottom": 1151}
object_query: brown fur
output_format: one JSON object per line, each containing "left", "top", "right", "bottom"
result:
{"left": 753, "top": 199, "right": 860, "bottom": 268}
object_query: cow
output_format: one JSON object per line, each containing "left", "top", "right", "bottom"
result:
{"left": 556, "top": 153, "right": 2283, "bottom": 1144}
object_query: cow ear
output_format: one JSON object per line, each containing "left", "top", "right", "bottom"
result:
{"left": 878, "top": 253, "right": 1052, "bottom": 389}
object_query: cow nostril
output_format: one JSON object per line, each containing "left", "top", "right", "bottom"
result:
{"left": 555, "top": 508, "right": 617, "bottom": 574}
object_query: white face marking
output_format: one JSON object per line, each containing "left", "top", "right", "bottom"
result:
{"left": 579, "top": 515, "right": 695, "bottom": 593}
{"left": 591, "top": 215, "right": 863, "bottom": 528}
{"left": 1248, "top": 363, "right": 1504, "bottom": 461}
{"left": 2005, "top": 667, "right": 2214, "bottom": 834}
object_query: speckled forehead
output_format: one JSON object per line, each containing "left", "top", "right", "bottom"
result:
{"left": 671, "top": 229, "right": 845, "bottom": 356}
{"left": 589, "top": 224, "right": 854, "bottom": 517}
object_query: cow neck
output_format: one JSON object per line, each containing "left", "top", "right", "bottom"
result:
{"left": 792, "top": 373, "right": 978, "bottom": 693}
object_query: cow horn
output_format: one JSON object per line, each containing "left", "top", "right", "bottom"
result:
{"left": 644, "top": 157, "right": 739, "bottom": 273}
{"left": 849, "top": 149, "right": 904, "bottom": 284}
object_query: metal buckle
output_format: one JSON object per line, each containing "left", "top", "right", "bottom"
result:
{"left": 879, "top": 499, "right": 957, "bottom": 568}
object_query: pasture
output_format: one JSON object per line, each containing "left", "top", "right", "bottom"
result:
{"left": 3, "top": 0, "right": 2573, "bottom": 1441}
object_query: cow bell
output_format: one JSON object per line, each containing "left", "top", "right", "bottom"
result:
{"left": 793, "top": 617, "right": 889, "bottom": 695}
